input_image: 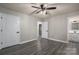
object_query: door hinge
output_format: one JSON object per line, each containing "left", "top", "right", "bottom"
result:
{"left": 1, "top": 16, "right": 3, "bottom": 19}
{"left": 1, "top": 42, "right": 3, "bottom": 45}
{"left": 1, "top": 29, "right": 3, "bottom": 32}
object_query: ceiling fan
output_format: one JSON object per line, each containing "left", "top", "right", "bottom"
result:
{"left": 31, "top": 4, "right": 56, "bottom": 15}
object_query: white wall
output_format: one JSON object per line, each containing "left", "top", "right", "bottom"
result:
{"left": 0, "top": 6, "right": 79, "bottom": 43}
{"left": 45, "top": 11, "right": 79, "bottom": 42}
{"left": 0, "top": 6, "right": 39, "bottom": 42}
{"left": 48, "top": 15, "right": 67, "bottom": 41}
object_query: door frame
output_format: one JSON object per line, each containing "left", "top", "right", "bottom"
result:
{"left": 37, "top": 21, "right": 42, "bottom": 37}
{"left": 37, "top": 21, "right": 48, "bottom": 39}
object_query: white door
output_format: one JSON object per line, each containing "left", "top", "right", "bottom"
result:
{"left": 42, "top": 22, "right": 48, "bottom": 38}
{"left": 0, "top": 14, "right": 3, "bottom": 49}
{"left": 1, "top": 13, "right": 20, "bottom": 48}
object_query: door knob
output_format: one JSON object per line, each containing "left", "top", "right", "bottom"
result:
{"left": 16, "top": 32, "right": 20, "bottom": 33}
{"left": 46, "top": 30, "right": 48, "bottom": 32}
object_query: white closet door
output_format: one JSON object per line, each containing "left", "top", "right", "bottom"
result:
{"left": 42, "top": 22, "right": 48, "bottom": 38}
{"left": 0, "top": 14, "right": 3, "bottom": 49}
{"left": 2, "top": 13, "right": 20, "bottom": 48}
{"left": 0, "top": 16, "right": 1, "bottom": 49}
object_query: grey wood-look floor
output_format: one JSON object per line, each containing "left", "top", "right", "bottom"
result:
{"left": 0, "top": 38, "right": 79, "bottom": 55}
{"left": 60, "top": 41, "right": 79, "bottom": 55}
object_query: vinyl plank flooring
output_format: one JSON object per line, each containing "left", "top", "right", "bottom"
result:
{"left": 0, "top": 38, "right": 69, "bottom": 55}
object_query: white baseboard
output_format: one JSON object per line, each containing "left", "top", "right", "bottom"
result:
{"left": 19, "top": 39, "right": 37, "bottom": 44}
{"left": 0, "top": 47, "right": 2, "bottom": 50}
{"left": 48, "top": 38, "right": 69, "bottom": 43}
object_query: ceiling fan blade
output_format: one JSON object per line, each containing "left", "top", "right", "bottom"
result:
{"left": 30, "top": 9, "right": 39, "bottom": 14}
{"left": 35, "top": 10, "right": 42, "bottom": 14}
{"left": 40, "top": 4, "right": 44, "bottom": 9}
{"left": 46, "top": 7, "right": 56, "bottom": 10}
{"left": 32, "top": 6, "right": 40, "bottom": 9}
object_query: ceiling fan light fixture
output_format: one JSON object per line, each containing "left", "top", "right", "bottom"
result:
{"left": 43, "top": 10, "right": 47, "bottom": 15}
{"left": 31, "top": 4, "right": 56, "bottom": 15}
{"left": 40, "top": 10, "right": 47, "bottom": 15}
{"left": 40, "top": 11, "right": 43, "bottom": 14}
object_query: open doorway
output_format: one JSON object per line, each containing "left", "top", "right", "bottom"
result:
{"left": 37, "top": 21, "right": 48, "bottom": 39}
{"left": 39, "top": 24, "right": 42, "bottom": 37}
{"left": 37, "top": 21, "right": 42, "bottom": 38}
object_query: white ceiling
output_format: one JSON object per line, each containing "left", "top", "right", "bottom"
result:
{"left": 0, "top": 3, "right": 79, "bottom": 19}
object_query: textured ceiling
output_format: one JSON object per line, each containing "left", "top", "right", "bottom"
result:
{"left": 0, "top": 3, "right": 79, "bottom": 19}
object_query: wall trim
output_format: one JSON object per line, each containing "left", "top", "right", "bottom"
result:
{"left": 19, "top": 39, "right": 37, "bottom": 44}
{"left": 0, "top": 39, "right": 37, "bottom": 49}
{"left": 48, "top": 38, "right": 69, "bottom": 43}
{"left": 0, "top": 47, "right": 2, "bottom": 50}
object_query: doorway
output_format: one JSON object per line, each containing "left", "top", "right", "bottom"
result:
{"left": 37, "top": 21, "right": 48, "bottom": 39}
{"left": 39, "top": 24, "right": 42, "bottom": 37}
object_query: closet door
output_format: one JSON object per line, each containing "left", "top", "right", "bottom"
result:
{"left": 2, "top": 13, "right": 20, "bottom": 48}
{"left": 0, "top": 16, "right": 1, "bottom": 49}
{"left": 0, "top": 14, "right": 3, "bottom": 49}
